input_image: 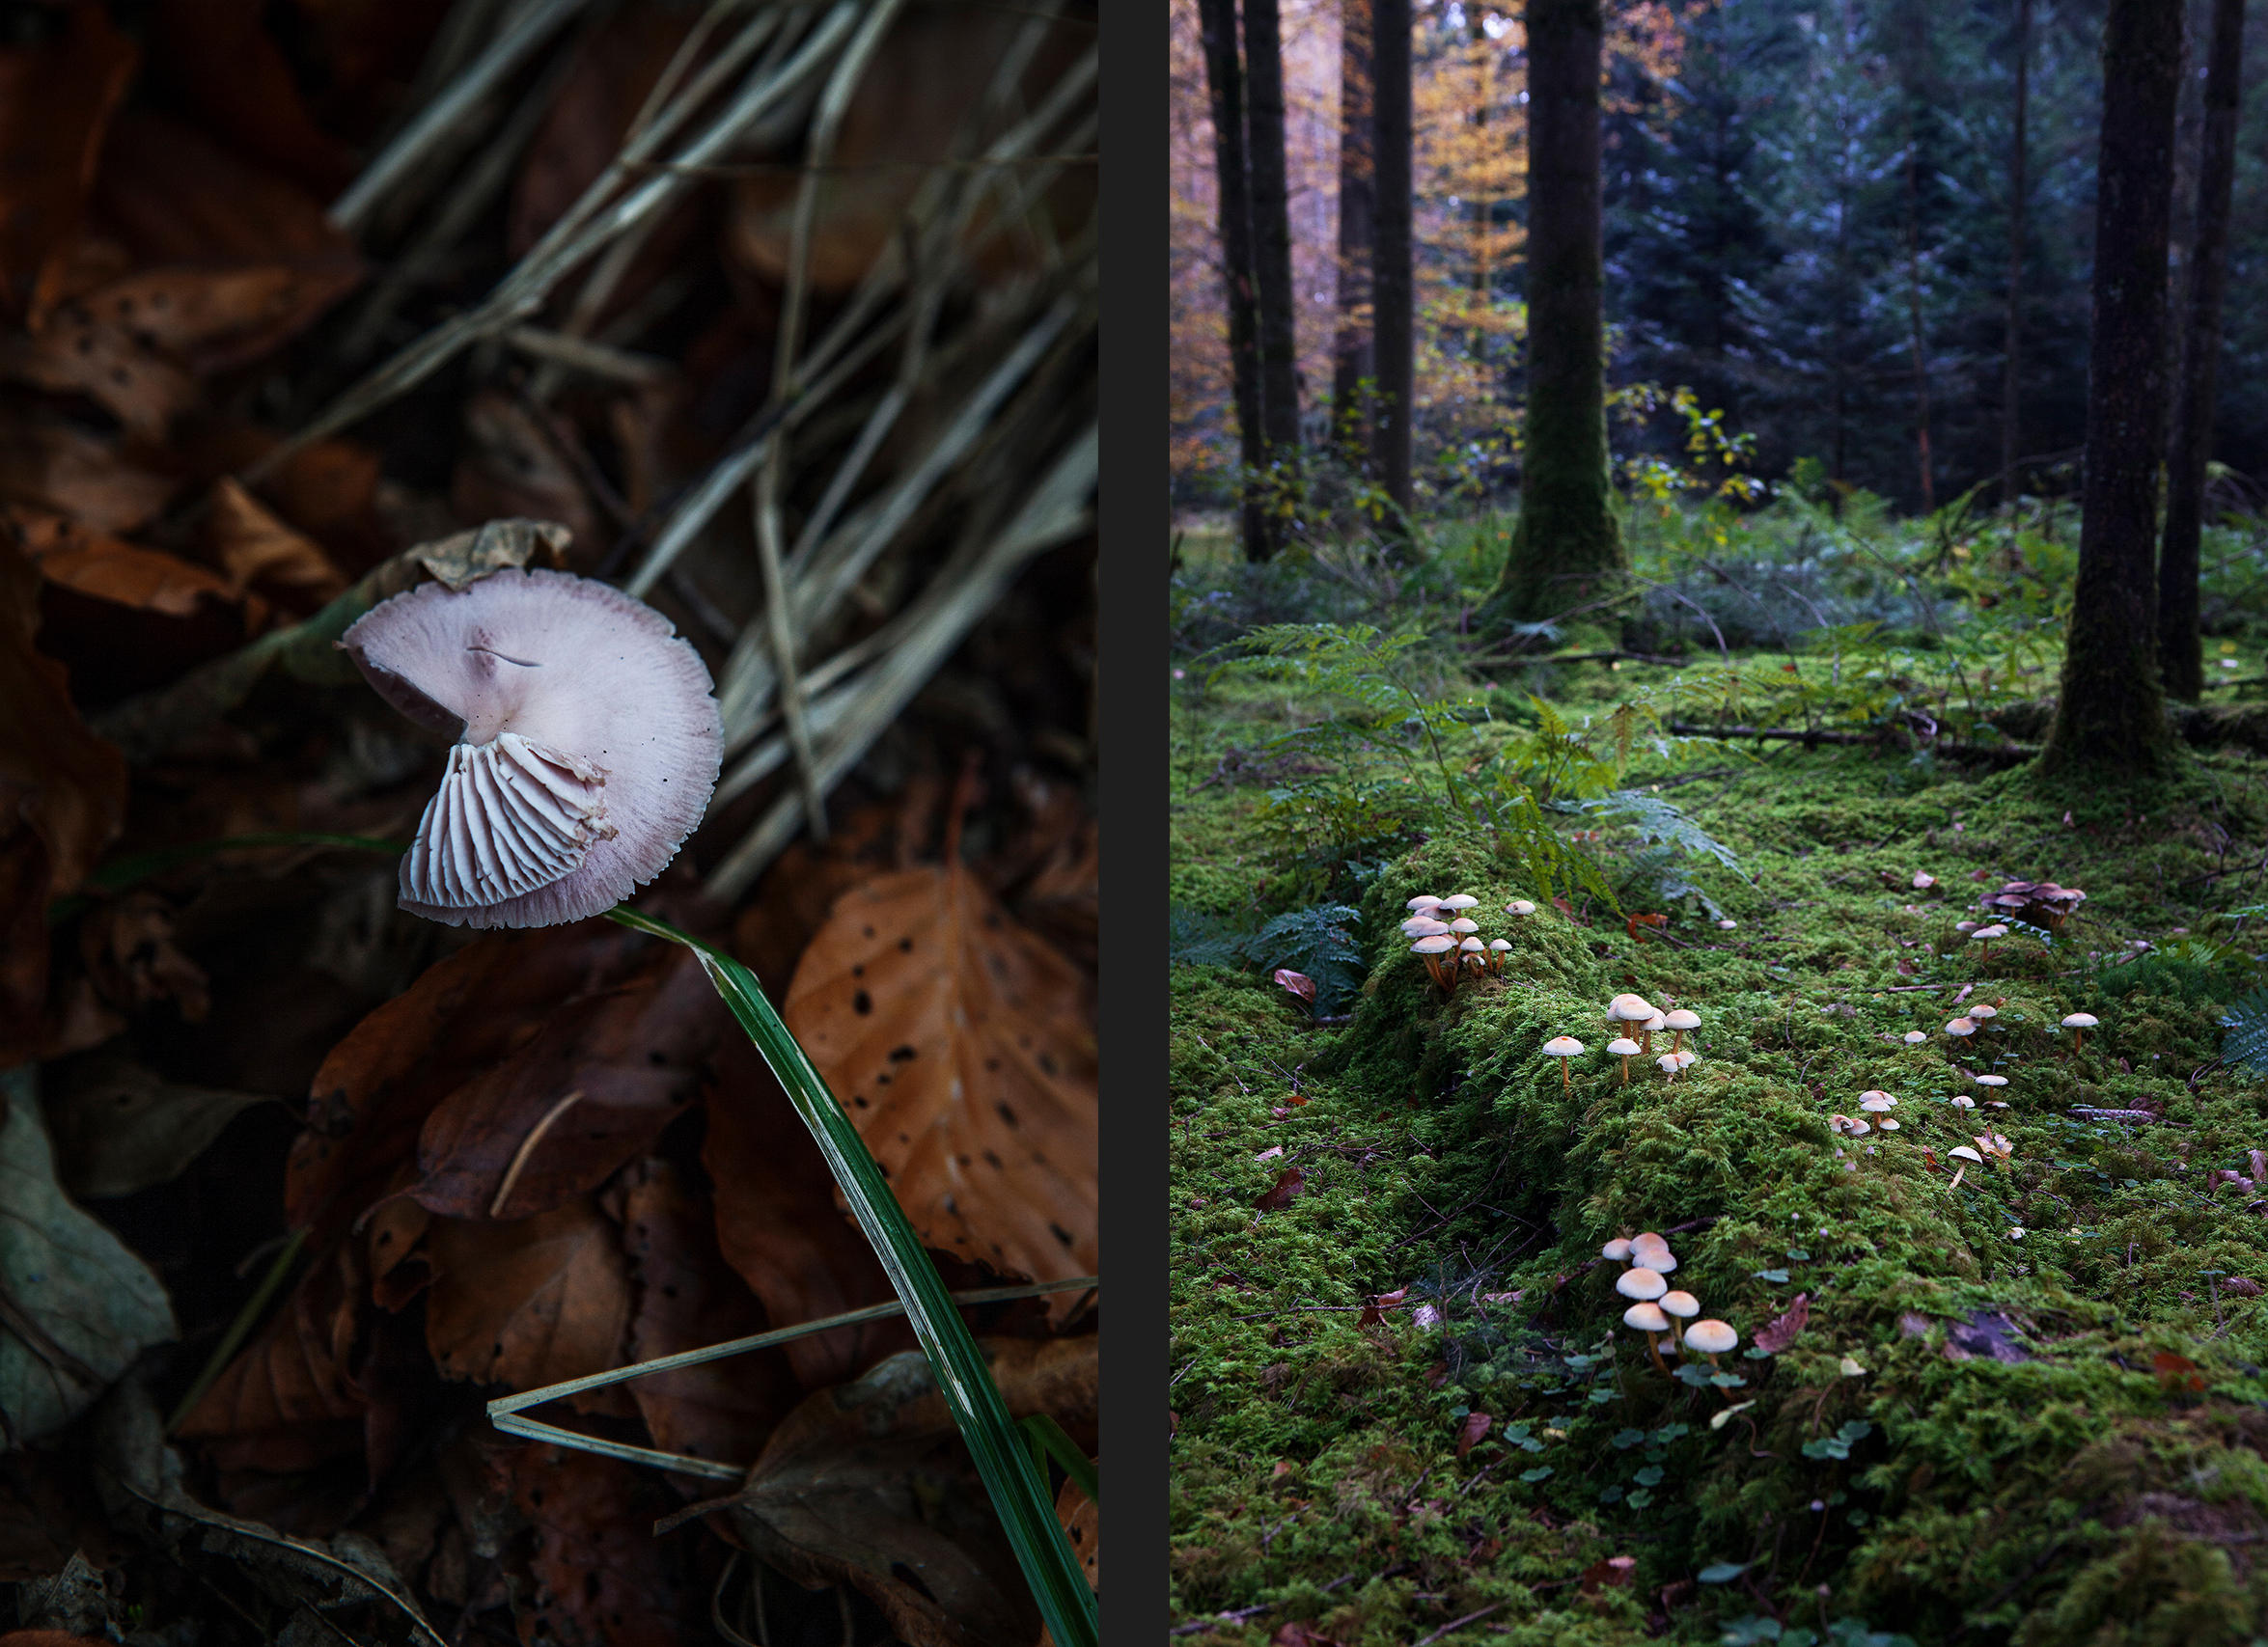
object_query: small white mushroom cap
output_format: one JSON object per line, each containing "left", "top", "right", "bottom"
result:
{"left": 1975, "top": 1074, "right": 2007, "bottom": 1088}
{"left": 1974, "top": 924, "right": 2009, "bottom": 941}
{"left": 1406, "top": 894, "right": 1444, "bottom": 911}
{"left": 1616, "top": 1267, "right": 1669, "bottom": 1302}
{"left": 1663, "top": 1009, "right": 1701, "bottom": 1031}
{"left": 1859, "top": 1094, "right": 1895, "bottom": 1113}
{"left": 1684, "top": 1320, "right": 1739, "bottom": 1356}
{"left": 1913, "top": 871, "right": 1936, "bottom": 889}
{"left": 1438, "top": 893, "right": 1480, "bottom": 912}
{"left": 1954, "top": 920, "right": 1979, "bottom": 934}
{"left": 1946, "top": 1017, "right": 1978, "bottom": 1036}
{"left": 342, "top": 566, "right": 721, "bottom": 928}
{"left": 1659, "top": 1290, "right": 1700, "bottom": 1320}
{"left": 2061, "top": 1012, "right": 2099, "bottom": 1029}
{"left": 1903, "top": 1030, "right": 1928, "bottom": 1045}
{"left": 1489, "top": 939, "right": 1513, "bottom": 953}
{"left": 1879, "top": 1118, "right": 1900, "bottom": 1130}
{"left": 1717, "top": 919, "right": 1737, "bottom": 929}
{"left": 1449, "top": 917, "right": 1480, "bottom": 934}
{"left": 1623, "top": 1301, "right": 1671, "bottom": 1333}
{"left": 1606, "top": 1037, "right": 1642, "bottom": 1057}
{"left": 1608, "top": 993, "right": 1656, "bottom": 1023}
{"left": 1968, "top": 1003, "right": 1999, "bottom": 1021}
{"left": 1412, "top": 935, "right": 1457, "bottom": 955}
{"left": 1673, "top": 1049, "right": 1698, "bottom": 1069}
{"left": 1409, "top": 918, "right": 1452, "bottom": 937}
{"left": 1459, "top": 936, "right": 1485, "bottom": 953}
{"left": 1541, "top": 1035, "right": 1585, "bottom": 1057}
{"left": 1505, "top": 899, "right": 1537, "bottom": 917}
{"left": 1949, "top": 1145, "right": 1984, "bottom": 1164}
{"left": 1644, "top": 1010, "right": 1667, "bottom": 1034}
{"left": 1950, "top": 1095, "right": 1976, "bottom": 1110}
{"left": 1628, "top": 1233, "right": 1675, "bottom": 1272}
{"left": 1602, "top": 1237, "right": 1633, "bottom": 1262}
{"left": 1657, "top": 1054, "right": 1681, "bottom": 1075}
{"left": 1829, "top": 1113, "right": 1871, "bottom": 1137}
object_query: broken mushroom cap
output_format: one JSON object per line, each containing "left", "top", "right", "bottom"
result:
{"left": 1602, "top": 1237, "right": 1634, "bottom": 1262}
{"left": 1684, "top": 1319, "right": 1738, "bottom": 1356}
{"left": 1659, "top": 1290, "right": 1700, "bottom": 1320}
{"left": 1663, "top": 1009, "right": 1701, "bottom": 1032}
{"left": 1506, "top": 899, "right": 1537, "bottom": 917}
{"left": 1946, "top": 1017, "right": 1978, "bottom": 1037}
{"left": 1623, "top": 1301, "right": 1671, "bottom": 1333}
{"left": 1606, "top": 1037, "right": 1641, "bottom": 1057}
{"left": 1541, "top": 1035, "right": 1585, "bottom": 1057}
{"left": 1657, "top": 1054, "right": 1681, "bottom": 1076}
{"left": 1949, "top": 1145, "right": 1984, "bottom": 1164}
{"left": 341, "top": 566, "right": 721, "bottom": 928}
{"left": 1903, "top": 1030, "right": 1929, "bottom": 1045}
{"left": 1829, "top": 1113, "right": 1871, "bottom": 1137}
{"left": 1673, "top": 1049, "right": 1698, "bottom": 1069}
{"left": 1616, "top": 1267, "right": 1669, "bottom": 1302}
{"left": 2061, "top": 1012, "right": 2099, "bottom": 1029}
{"left": 1438, "top": 893, "right": 1480, "bottom": 912}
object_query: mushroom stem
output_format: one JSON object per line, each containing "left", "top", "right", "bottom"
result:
{"left": 1671, "top": 1029, "right": 1685, "bottom": 1055}
{"left": 1619, "top": 1057, "right": 1629, "bottom": 1085}
{"left": 1645, "top": 1332, "right": 1670, "bottom": 1378}
{"left": 2072, "top": 1027, "right": 2084, "bottom": 1055}
{"left": 1561, "top": 1059, "right": 1571, "bottom": 1093}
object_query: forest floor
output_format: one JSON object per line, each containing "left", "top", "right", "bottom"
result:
{"left": 1167, "top": 508, "right": 2268, "bottom": 1647}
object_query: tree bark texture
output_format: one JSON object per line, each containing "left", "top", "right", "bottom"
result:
{"left": 1196, "top": 0, "right": 1277, "bottom": 560}
{"left": 2039, "top": 0, "right": 2182, "bottom": 775}
{"left": 2002, "top": 0, "right": 2029, "bottom": 504}
{"left": 1242, "top": 0, "right": 1303, "bottom": 481}
{"left": 1492, "top": 0, "right": 1623, "bottom": 622}
{"left": 1332, "top": 0, "right": 1376, "bottom": 454}
{"left": 2158, "top": 0, "right": 2245, "bottom": 701}
{"left": 1370, "top": 0, "right": 1414, "bottom": 526}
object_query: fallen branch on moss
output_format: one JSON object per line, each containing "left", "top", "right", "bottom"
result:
{"left": 1667, "top": 720, "right": 2039, "bottom": 764}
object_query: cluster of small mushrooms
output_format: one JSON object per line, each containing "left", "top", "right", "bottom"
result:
{"left": 1604, "top": 1231, "right": 1739, "bottom": 1376}
{"left": 1401, "top": 892, "right": 1537, "bottom": 992}
{"left": 1540, "top": 993, "right": 1700, "bottom": 1090}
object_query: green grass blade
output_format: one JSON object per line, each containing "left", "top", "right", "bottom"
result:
{"left": 1021, "top": 1412, "right": 1100, "bottom": 1505}
{"left": 604, "top": 907, "right": 1098, "bottom": 1647}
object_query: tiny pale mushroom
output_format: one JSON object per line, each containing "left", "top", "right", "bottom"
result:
{"left": 1450, "top": 917, "right": 1480, "bottom": 935}
{"left": 1642, "top": 1010, "right": 1668, "bottom": 1055}
{"left": 1955, "top": 920, "right": 1979, "bottom": 935}
{"left": 1607, "top": 1036, "right": 1642, "bottom": 1083}
{"left": 1946, "top": 1016, "right": 1978, "bottom": 1038}
{"left": 1622, "top": 1300, "right": 1673, "bottom": 1375}
{"left": 1949, "top": 1144, "right": 1983, "bottom": 1164}
{"left": 1488, "top": 938, "right": 1513, "bottom": 972}
{"left": 1439, "top": 893, "right": 1480, "bottom": 913}
{"left": 1658, "top": 1289, "right": 1701, "bottom": 1347}
{"left": 1969, "top": 1003, "right": 1999, "bottom": 1022}
{"left": 1829, "top": 1113, "right": 1871, "bottom": 1138}
{"left": 1628, "top": 1233, "right": 1676, "bottom": 1273}
{"left": 1879, "top": 1118, "right": 1900, "bottom": 1131}
{"left": 1664, "top": 1007, "right": 1701, "bottom": 1054}
{"left": 1541, "top": 1034, "right": 1586, "bottom": 1089}
{"left": 1617, "top": 1267, "right": 1669, "bottom": 1302}
{"left": 1950, "top": 1094, "right": 1976, "bottom": 1110}
{"left": 1412, "top": 933, "right": 1458, "bottom": 990}
{"left": 1673, "top": 1048, "right": 1698, "bottom": 1070}
{"left": 1859, "top": 1094, "right": 1895, "bottom": 1114}
{"left": 1657, "top": 1053, "right": 1682, "bottom": 1080}
{"left": 1406, "top": 894, "right": 1445, "bottom": 912}
{"left": 1913, "top": 871, "right": 1937, "bottom": 890}
{"left": 1602, "top": 1237, "right": 1634, "bottom": 1262}
{"left": 1976, "top": 1074, "right": 2007, "bottom": 1089}
{"left": 1717, "top": 919, "right": 1738, "bottom": 930}
{"left": 1903, "top": 1030, "right": 1929, "bottom": 1046}
{"left": 2061, "top": 1011, "right": 2099, "bottom": 1053}
{"left": 1684, "top": 1318, "right": 1739, "bottom": 1366}
{"left": 1506, "top": 899, "right": 1537, "bottom": 917}
{"left": 1973, "top": 923, "right": 2009, "bottom": 962}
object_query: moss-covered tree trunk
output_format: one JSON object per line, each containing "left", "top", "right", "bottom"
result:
{"left": 1371, "top": 0, "right": 1414, "bottom": 531}
{"left": 1331, "top": 0, "right": 1375, "bottom": 458}
{"left": 1196, "top": 0, "right": 1277, "bottom": 562}
{"left": 2038, "top": 0, "right": 2182, "bottom": 776}
{"left": 2158, "top": 0, "right": 2245, "bottom": 703}
{"left": 1490, "top": 0, "right": 1622, "bottom": 624}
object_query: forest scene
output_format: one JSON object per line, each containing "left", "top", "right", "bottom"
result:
{"left": 0, "top": 4, "right": 1099, "bottom": 1647}
{"left": 1170, "top": 0, "right": 2268, "bottom": 1642}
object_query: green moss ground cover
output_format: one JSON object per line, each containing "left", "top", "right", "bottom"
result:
{"left": 1169, "top": 526, "right": 2268, "bottom": 1646}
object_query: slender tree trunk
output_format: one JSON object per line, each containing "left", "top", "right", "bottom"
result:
{"left": 2002, "top": 0, "right": 2030, "bottom": 507}
{"left": 1243, "top": 0, "right": 1302, "bottom": 506}
{"left": 1904, "top": 109, "right": 1933, "bottom": 514}
{"left": 1490, "top": 0, "right": 1622, "bottom": 621}
{"left": 1196, "top": 0, "right": 1277, "bottom": 560}
{"left": 1332, "top": 0, "right": 1376, "bottom": 457}
{"left": 2159, "top": 0, "right": 2245, "bottom": 702}
{"left": 1371, "top": 0, "right": 1414, "bottom": 528}
{"left": 2038, "top": 0, "right": 2183, "bottom": 775}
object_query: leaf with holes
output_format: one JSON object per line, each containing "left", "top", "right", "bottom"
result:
{"left": 784, "top": 863, "right": 1096, "bottom": 1313}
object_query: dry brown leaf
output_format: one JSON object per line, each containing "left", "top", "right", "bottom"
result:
{"left": 726, "top": 1335, "right": 1096, "bottom": 1647}
{"left": 703, "top": 1031, "right": 912, "bottom": 1389}
{"left": 1754, "top": 1292, "right": 1811, "bottom": 1356}
{"left": 617, "top": 1157, "right": 798, "bottom": 1472}
{"left": 0, "top": 535, "right": 125, "bottom": 1062}
{"left": 4, "top": 505, "right": 236, "bottom": 623}
{"left": 41, "top": 1048, "right": 264, "bottom": 1198}
{"left": 784, "top": 862, "right": 1097, "bottom": 1314}
{"left": 0, "top": 1, "right": 138, "bottom": 322}
{"left": 176, "top": 1243, "right": 368, "bottom": 1473}
{"left": 422, "top": 1198, "right": 632, "bottom": 1413}
{"left": 500, "top": 1442, "right": 698, "bottom": 1647}
{"left": 0, "top": 311, "right": 196, "bottom": 441}
{"left": 206, "top": 479, "right": 346, "bottom": 612}
{"left": 0, "top": 415, "right": 178, "bottom": 535}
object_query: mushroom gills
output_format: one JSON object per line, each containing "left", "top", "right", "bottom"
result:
{"left": 404, "top": 733, "right": 618, "bottom": 908}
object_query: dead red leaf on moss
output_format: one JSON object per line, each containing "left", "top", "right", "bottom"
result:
{"left": 1455, "top": 1411, "right": 1493, "bottom": 1460}
{"left": 1273, "top": 967, "right": 1316, "bottom": 1003}
{"left": 1753, "top": 1293, "right": 1810, "bottom": 1356}
{"left": 1255, "top": 1167, "right": 1305, "bottom": 1212}
{"left": 2153, "top": 1351, "right": 2207, "bottom": 1394}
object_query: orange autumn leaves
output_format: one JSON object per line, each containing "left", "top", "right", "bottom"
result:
{"left": 180, "top": 867, "right": 1099, "bottom": 1495}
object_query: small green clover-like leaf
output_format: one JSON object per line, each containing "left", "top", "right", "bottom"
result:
{"left": 1651, "top": 1422, "right": 1690, "bottom": 1443}
{"left": 1520, "top": 1466, "right": 1553, "bottom": 1482}
{"left": 1520, "top": 1436, "right": 1546, "bottom": 1452}
{"left": 1634, "top": 1466, "right": 1665, "bottom": 1487}
{"left": 1676, "top": 1362, "right": 1714, "bottom": 1386}
{"left": 1612, "top": 1427, "right": 1646, "bottom": 1450}
{"left": 1755, "top": 1268, "right": 1790, "bottom": 1283}
{"left": 1588, "top": 1387, "right": 1616, "bottom": 1404}
{"left": 1625, "top": 1487, "right": 1653, "bottom": 1508}
{"left": 1839, "top": 1419, "right": 1874, "bottom": 1443}
{"left": 1600, "top": 1483, "right": 1625, "bottom": 1503}
{"left": 1712, "top": 1371, "right": 1751, "bottom": 1387}
{"left": 1786, "top": 1248, "right": 1812, "bottom": 1261}
{"left": 1719, "top": 1617, "right": 1784, "bottom": 1646}
{"left": 1803, "top": 1437, "right": 1851, "bottom": 1460}
{"left": 1698, "top": 1560, "right": 1752, "bottom": 1584}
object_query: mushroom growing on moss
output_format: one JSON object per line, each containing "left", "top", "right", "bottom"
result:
{"left": 1607, "top": 1036, "right": 1642, "bottom": 1083}
{"left": 2061, "top": 1011, "right": 2099, "bottom": 1054}
{"left": 1541, "top": 1035, "right": 1585, "bottom": 1089}
{"left": 1505, "top": 899, "right": 1538, "bottom": 918}
{"left": 1972, "top": 923, "right": 2009, "bottom": 964}
{"left": 1657, "top": 1053, "right": 1682, "bottom": 1081}
{"left": 1412, "top": 934, "right": 1458, "bottom": 991}
{"left": 341, "top": 566, "right": 722, "bottom": 928}
{"left": 1968, "top": 1003, "right": 1999, "bottom": 1024}
{"left": 1628, "top": 1232, "right": 1676, "bottom": 1273}
{"left": 1663, "top": 1007, "right": 1701, "bottom": 1054}
{"left": 1487, "top": 938, "right": 1513, "bottom": 974}
{"left": 1684, "top": 1318, "right": 1738, "bottom": 1367}
{"left": 1617, "top": 1266, "right": 1669, "bottom": 1303}
{"left": 1946, "top": 1016, "right": 1978, "bottom": 1040}
{"left": 1622, "top": 1300, "right": 1673, "bottom": 1375}
{"left": 1406, "top": 894, "right": 1445, "bottom": 913}
{"left": 1658, "top": 1289, "right": 1700, "bottom": 1348}
{"left": 1903, "top": 1030, "right": 1929, "bottom": 1046}
{"left": 1602, "top": 1237, "right": 1634, "bottom": 1262}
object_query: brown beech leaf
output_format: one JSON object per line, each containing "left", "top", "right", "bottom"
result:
{"left": 287, "top": 921, "right": 652, "bottom": 1247}
{"left": 725, "top": 1335, "right": 1096, "bottom": 1647}
{"left": 1753, "top": 1292, "right": 1810, "bottom": 1357}
{"left": 1273, "top": 968, "right": 1315, "bottom": 1004}
{"left": 783, "top": 863, "right": 1097, "bottom": 1312}
{"left": 1255, "top": 1167, "right": 1304, "bottom": 1212}
{"left": 176, "top": 1242, "right": 367, "bottom": 1474}
{"left": 1455, "top": 1411, "right": 1492, "bottom": 1461}
{"left": 206, "top": 479, "right": 346, "bottom": 613}
{"left": 704, "top": 1032, "right": 913, "bottom": 1389}
{"left": 617, "top": 1157, "right": 798, "bottom": 1471}
{"left": 409, "top": 941, "right": 720, "bottom": 1221}
{"left": 422, "top": 1198, "right": 632, "bottom": 1412}
{"left": 4, "top": 506, "right": 235, "bottom": 618}
{"left": 500, "top": 1442, "right": 695, "bottom": 1647}
{"left": 0, "top": 535, "right": 125, "bottom": 1063}
{"left": 0, "top": 311, "right": 196, "bottom": 441}
{"left": 0, "top": 1, "right": 138, "bottom": 322}
{"left": 0, "top": 415, "right": 178, "bottom": 536}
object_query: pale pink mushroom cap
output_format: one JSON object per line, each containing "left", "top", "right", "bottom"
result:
{"left": 342, "top": 568, "right": 722, "bottom": 928}
{"left": 1602, "top": 1237, "right": 1633, "bottom": 1261}
{"left": 1659, "top": 1290, "right": 1700, "bottom": 1320}
{"left": 1623, "top": 1301, "right": 1670, "bottom": 1332}
{"left": 1684, "top": 1319, "right": 1738, "bottom": 1355}
{"left": 1438, "top": 893, "right": 1480, "bottom": 912}
{"left": 1616, "top": 1267, "right": 1669, "bottom": 1301}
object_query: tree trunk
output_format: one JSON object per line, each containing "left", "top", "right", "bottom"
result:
{"left": 2158, "top": 0, "right": 2245, "bottom": 702}
{"left": 2038, "top": 0, "right": 2183, "bottom": 776}
{"left": 1332, "top": 0, "right": 1375, "bottom": 457}
{"left": 2002, "top": 0, "right": 2029, "bottom": 506}
{"left": 1370, "top": 0, "right": 1414, "bottom": 529}
{"left": 1490, "top": 0, "right": 1622, "bottom": 622}
{"left": 1196, "top": 0, "right": 1277, "bottom": 560}
{"left": 1904, "top": 106, "right": 1933, "bottom": 515}
{"left": 1243, "top": 0, "right": 1302, "bottom": 502}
